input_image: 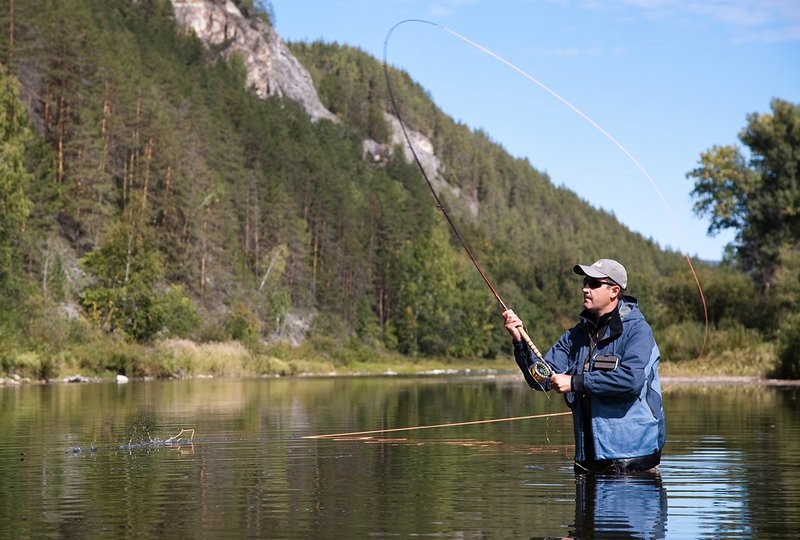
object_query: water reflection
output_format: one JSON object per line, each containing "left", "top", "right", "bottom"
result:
{"left": 0, "top": 378, "right": 799, "bottom": 539}
{"left": 570, "top": 472, "right": 668, "bottom": 539}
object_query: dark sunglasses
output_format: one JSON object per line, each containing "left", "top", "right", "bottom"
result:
{"left": 583, "top": 277, "right": 616, "bottom": 289}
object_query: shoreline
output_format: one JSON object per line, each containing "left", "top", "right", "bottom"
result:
{"left": 2, "top": 370, "right": 799, "bottom": 386}
{"left": 661, "top": 375, "right": 800, "bottom": 386}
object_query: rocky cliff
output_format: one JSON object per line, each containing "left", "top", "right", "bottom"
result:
{"left": 171, "top": 0, "right": 336, "bottom": 122}
{"left": 169, "top": 0, "right": 471, "bottom": 214}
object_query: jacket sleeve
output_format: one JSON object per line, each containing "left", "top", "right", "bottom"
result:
{"left": 513, "top": 339, "right": 547, "bottom": 390}
{"left": 545, "top": 329, "right": 577, "bottom": 375}
{"left": 513, "top": 340, "right": 542, "bottom": 390}
{"left": 513, "top": 329, "right": 575, "bottom": 391}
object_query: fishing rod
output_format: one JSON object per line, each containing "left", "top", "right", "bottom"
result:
{"left": 382, "top": 19, "right": 709, "bottom": 358}
{"left": 382, "top": 19, "right": 553, "bottom": 383}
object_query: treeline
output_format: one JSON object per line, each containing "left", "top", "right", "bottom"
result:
{"left": 0, "top": 0, "right": 795, "bottom": 379}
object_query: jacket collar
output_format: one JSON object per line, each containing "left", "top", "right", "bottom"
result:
{"left": 579, "top": 295, "right": 639, "bottom": 341}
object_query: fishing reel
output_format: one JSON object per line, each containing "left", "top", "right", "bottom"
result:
{"left": 515, "top": 326, "right": 553, "bottom": 384}
{"left": 530, "top": 360, "right": 554, "bottom": 384}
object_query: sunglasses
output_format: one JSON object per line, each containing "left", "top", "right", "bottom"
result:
{"left": 583, "top": 277, "right": 616, "bottom": 289}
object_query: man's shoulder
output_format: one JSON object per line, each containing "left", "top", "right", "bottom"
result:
{"left": 619, "top": 296, "right": 643, "bottom": 319}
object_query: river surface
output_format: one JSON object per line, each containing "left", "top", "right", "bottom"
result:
{"left": 1, "top": 375, "right": 798, "bottom": 539}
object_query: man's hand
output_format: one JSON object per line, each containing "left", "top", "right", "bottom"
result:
{"left": 550, "top": 373, "right": 572, "bottom": 394}
{"left": 502, "top": 310, "right": 523, "bottom": 341}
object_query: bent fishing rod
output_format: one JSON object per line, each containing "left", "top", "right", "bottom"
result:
{"left": 382, "top": 20, "right": 553, "bottom": 383}
{"left": 383, "top": 19, "right": 709, "bottom": 358}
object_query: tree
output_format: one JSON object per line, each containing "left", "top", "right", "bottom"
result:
{"left": 0, "top": 64, "right": 33, "bottom": 280}
{"left": 389, "top": 228, "right": 495, "bottom": 357}
{"left": 79, "top": 214, "right": 196, "bottom": 342}
{"left": 687, "top": 99, "right": 800, "bottom": 290}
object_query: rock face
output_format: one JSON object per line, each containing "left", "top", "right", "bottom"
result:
{"left": 169, "top": 0, "right": 473, "bottom": 215}
{"left": 171, "top": 0, "right": 336, "bottom": 123}
{"left": 363, "top": 114, "right": 478, "bottom": 218}
{"left": 168, "top": 0, "right": 478, "bottom": 344}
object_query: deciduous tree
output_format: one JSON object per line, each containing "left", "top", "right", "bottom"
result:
{"left": 688, "top": 98, "right": 800, "bottom": 290}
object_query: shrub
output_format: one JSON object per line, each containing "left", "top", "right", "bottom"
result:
{"left": 224, "top": 302, "right": 262, "bottom": 344}
{"left": 74, "top": 339, "right": 144, "bottom": 376}
{"left": 159, "top": 285, "right": 200, "bottom": 338}
{"left": 657, "top": 321, "right": 706, "bottom": 361}
{"left": 774, "top": 313, "right": 800, "bottom": 379}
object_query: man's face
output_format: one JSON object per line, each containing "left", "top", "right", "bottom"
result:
{"left": 582, "top": 277, "right": 620, "bottom": 316}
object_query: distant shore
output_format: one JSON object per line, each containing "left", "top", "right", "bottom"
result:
{"left": 3, "top": 370, "right": 798, "bottom": 386}
{"left": 661, "top": 375, "right": 800, "bottom": 386}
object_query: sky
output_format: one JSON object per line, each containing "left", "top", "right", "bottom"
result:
{"left": 268, "top": 0, "right": 800, "bottom": 261}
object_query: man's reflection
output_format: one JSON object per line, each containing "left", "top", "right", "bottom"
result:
{"left": 569, "top": 471, "right": 668, "bottom": 539}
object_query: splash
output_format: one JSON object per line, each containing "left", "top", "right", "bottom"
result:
{"left": 67, "top": 428, "right": 195, "bottom": 456}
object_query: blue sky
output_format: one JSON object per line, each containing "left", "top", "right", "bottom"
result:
{"left": 269, "top": 0, "right": 799, "bottom": 261}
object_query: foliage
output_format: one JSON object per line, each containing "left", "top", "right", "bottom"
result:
{"left": 685, "top": 99, "right": 800, "bottom": 378}
{"left": 80, "top": 217, "right": 197, "bottom": 341}
{"left": 688, "top": 99, "right": 800, "bottom": 290}
{"left": 388, "top": 228, "right": 496, "bottom": 357}
{"left": 775, "top": 313, "right": 800, "bottom": 379}
{"left": 159, "top": 285, "right": 201, "bottom": 338}
{"left": 224, "top": 302, "right": 262, "bottom": 344}
{"left": 657, "top": 321, "right": 706, "bottom": 363}
{"left": 0, "top": 64, "right": 33, "bottom": 279}
{"left": 771, "top": 245, "right": 800, "bottom": 378}
{"left": 0, "top": 0, "right": 794, "bottom": 377}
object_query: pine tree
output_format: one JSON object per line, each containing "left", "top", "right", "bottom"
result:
{"left": 0, "top": 64, "right": 33, "bottom": 280}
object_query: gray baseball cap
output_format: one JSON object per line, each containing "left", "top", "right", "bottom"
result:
{"left": 573, "top": 259, "right": 628, "bottom": 289}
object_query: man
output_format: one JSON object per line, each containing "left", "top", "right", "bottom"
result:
{"left": 503, "top": 259, "right": 665, "bottom": 474}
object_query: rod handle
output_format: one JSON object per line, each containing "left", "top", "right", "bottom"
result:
{"left": 517, "top": 325, "right": 544, "bottom": 361}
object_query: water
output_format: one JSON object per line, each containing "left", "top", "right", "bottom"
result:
{"left": 1, "top": 376, "right": 798, "bottom": 539}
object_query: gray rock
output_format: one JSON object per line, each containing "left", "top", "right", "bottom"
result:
{"left": 171, "top": 0, "right": 337, "bottom": 123}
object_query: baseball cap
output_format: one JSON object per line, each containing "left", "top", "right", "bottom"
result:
{"left": 573, "top": 259, "right": 628, "bottom": 289}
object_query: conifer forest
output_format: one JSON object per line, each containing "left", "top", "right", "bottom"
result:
{"left": 0, "top": 0, "right": 798, "bottom": 380}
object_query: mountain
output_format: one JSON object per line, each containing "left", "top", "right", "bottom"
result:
{"left": 171, "top": 0, "right": 452, "bottom": 203}
{"left": 0, "top": 0, "right": 708, "bottom": 360}
{"left": 172, "top": 0, "right": 336, "bottom": 123}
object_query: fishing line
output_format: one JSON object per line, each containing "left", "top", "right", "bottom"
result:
{"left": 382, "top": 20, "right": 551, "bottom": 375}
{"left": 382, "top": 19, "right": 709, "bottom": 356}
{"left": 303, "top": 411, "right": 571, "bottom": 439}
{"left": 304, "top": 381, "right": 684, "bottom": 440}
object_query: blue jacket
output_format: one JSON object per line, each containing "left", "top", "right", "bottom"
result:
{"left": 514, "top": 296, "right": 666, "bottom": 462}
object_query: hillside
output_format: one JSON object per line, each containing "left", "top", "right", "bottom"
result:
{"left": 0, "top": 0, "right": 753, "bottom": 378}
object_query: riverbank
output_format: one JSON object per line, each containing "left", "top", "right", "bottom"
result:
{"left": 0, "top": 335, "right": 790, "bottom": 386}
{"left": 0, "top": 366, "right": 800, "bottom": 391}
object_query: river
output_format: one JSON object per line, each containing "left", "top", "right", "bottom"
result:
{"left": 1, "top": 375, "right": 798, "bottom": 539}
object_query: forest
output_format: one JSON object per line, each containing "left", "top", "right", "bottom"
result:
{"left": 0, "top": 0, "right": 798, "bottom": 381}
